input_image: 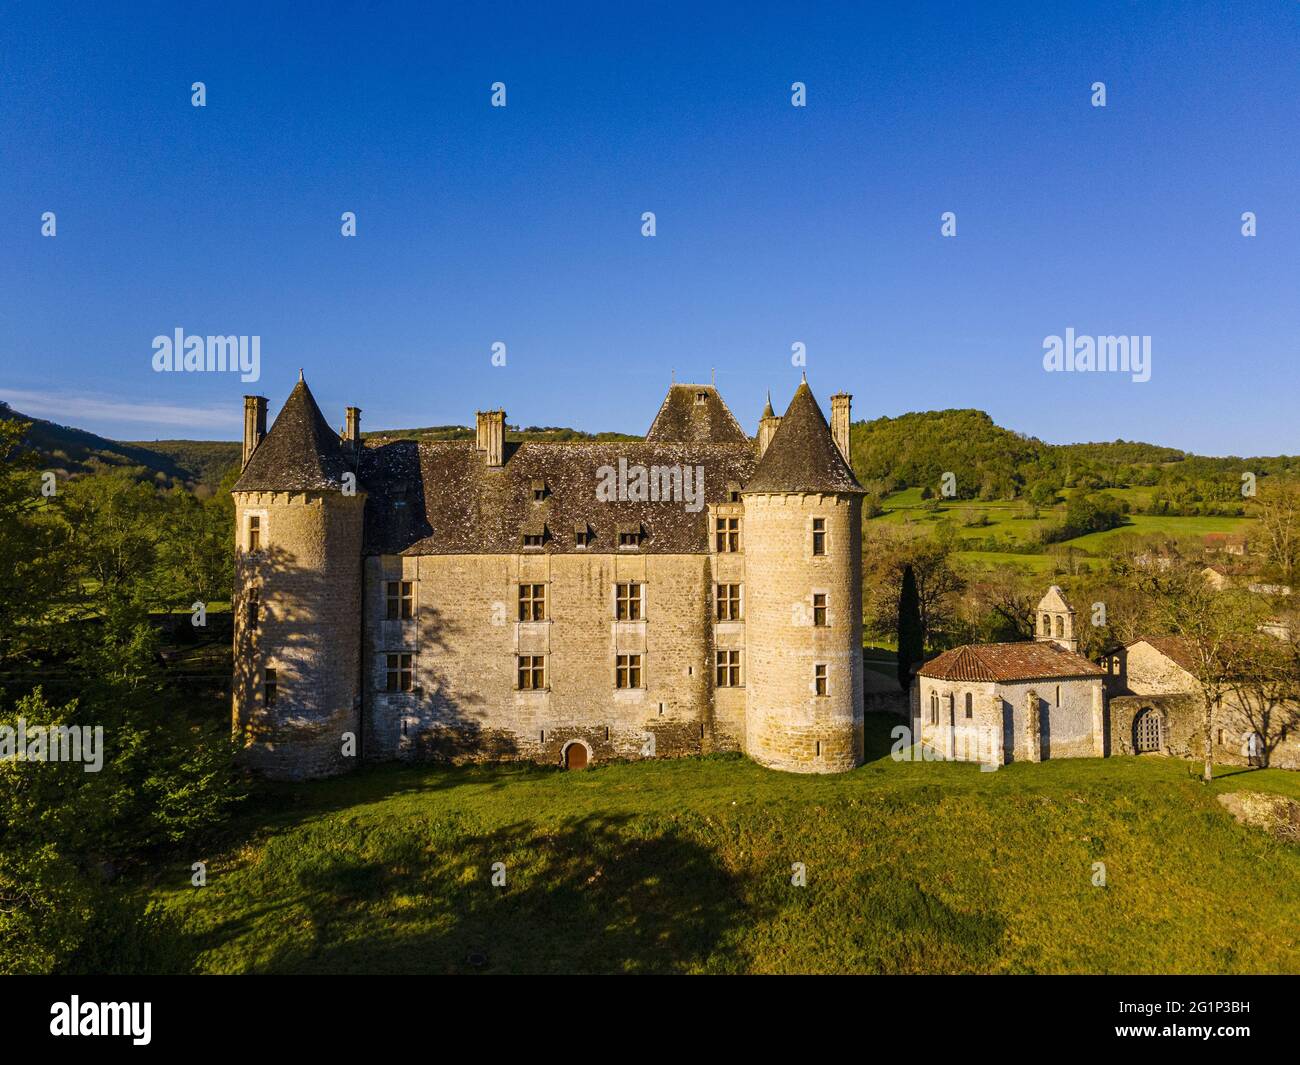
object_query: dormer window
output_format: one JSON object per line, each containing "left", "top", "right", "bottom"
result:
{"left": 522, "top": 522, "right": 548, "bottom": 548}
{"left": 695, "top": 391, "right": 708, "bottom": 406}
{"left": 574, "top": 523, "right": 592, "bottom": 548}
{"left": 617, "top": 523, "right": 643, "bottom": 549}
{"left": 531, "top": 479, "right": 548, "bottom": 503}
{"left": 726, "top": 482, "right": 741, "bottom": 504}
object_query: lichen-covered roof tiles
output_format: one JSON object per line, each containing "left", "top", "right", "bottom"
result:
{"left": 360, "top": 438, "right": 757, "bottom": 555}
{"left": 918, "top": 642, "right": 1105, "bottom": 682}
{"left": 743, "top": 381, "right": 863, "bottom": 495}
{"left": 644, "top": 383, "right": 750, "bottom": 444}
{"left": 234, "top": 378, "right": 353, "bottom": 492}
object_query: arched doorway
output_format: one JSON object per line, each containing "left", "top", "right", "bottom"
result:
{"left": 563, "top": 742, "right": 589, "bottom": 770}
{"left": 1134, "top": 708, "right": 1163, "bottom": 753}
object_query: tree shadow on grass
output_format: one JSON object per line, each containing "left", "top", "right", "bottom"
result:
{"left": 198, "top": 813, "right": 759, "bottom": 974}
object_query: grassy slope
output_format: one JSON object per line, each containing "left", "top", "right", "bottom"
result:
{"left": 873, "top": 489, "right": 1254, "bottom": 573}
{"left": 146, "top": 719, "right": 1300, "bottom": 975}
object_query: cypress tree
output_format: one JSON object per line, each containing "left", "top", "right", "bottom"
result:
{"left": 897, "top": 563, "right": 923, "bottom": 691}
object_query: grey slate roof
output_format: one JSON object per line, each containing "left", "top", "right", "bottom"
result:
{"left": 360, "top": 438, "right": 757, "bottom": 555}
{"left": 743, "top": 381, "right": 863, "bottom": 495}
{"left": 233, "top": 378, "right": 353, "bottom": 492}
{"left": 238, "top": 379, "right": 864, "bottom": 555}
{"left": 644, "top": 383, "right": 750, "bottom": 444}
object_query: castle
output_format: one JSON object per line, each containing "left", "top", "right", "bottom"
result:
{"left": 231, "top": 375, "right": 866, "bottom": 780}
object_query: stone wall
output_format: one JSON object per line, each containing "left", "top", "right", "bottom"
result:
{"left": 740, "top": 492, "right": 864, "bottom": 772}
{"left": 231, "top": 489, "right": 366, "bottom": 780}
{"left": 362, "top": 550, "right": 730, "bottom": 767}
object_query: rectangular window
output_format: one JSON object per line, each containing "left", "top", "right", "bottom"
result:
{"left": 574, "top": 525, "right": 591, "bottom": 548}
{"left": 385, "top": 580, "right": 414, "bottom": 620}
{"left": 264, "top": 667, "right": 278, "bottom": 707}
{"left": 616, "top": 653, "right": 643, "bottom": 689}
{"left": 247, "top": 514, "right": 261, "bottom": 552}
{"left": 715, "top": 650, "right": 742, "bottom": 687}
{"left": 615, "top": 582, "right": 643, "bottom": 621}
{"left": 386, "top": 653, "right": 413, "bottom": 692}
{"left": 814, "top": 663, "right": 828, "bottom": 697}
{"left": 517, "top": 655, "right": 546, "bottom": 690}
{"left": 812, "top": 593, "right": 827, "bottom": 627}
{"left": 518, "top": 583, "right": 546, "bottom": 621}
{"left": 715, "top": 516, "right": 740, "bottom": 553}
{"left": 812, "top": 517, "right": 826, "bottom": 556}
{"left": 522, "top": 532, "right": 545, "bottom": 548}
{"left": 715, "top": 583, "right": 742, "bottom": 621}
{"left": 246, "top": 588, "right": 260, "bottom": 629}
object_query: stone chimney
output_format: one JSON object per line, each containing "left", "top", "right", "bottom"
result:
{"left": 830, "top": 392, "right": 851, "bottom": 465}
{"left": 757, "top": 393, "right": 781, "bottom": 458}
{"left": 343, "top": 406, "right": 362, "bottom": 455}
{"left": 476, "top": 409, "right": 505, "bottom": 467}
{"left": 242, "top": 395, "right": 267, "bottom": 470}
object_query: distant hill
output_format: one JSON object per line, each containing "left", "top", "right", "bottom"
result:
{"left": 0, "top": 401, "right": 212, "bottom": 487}
{"left": 849, "top": 409, "right": 1300, "bottom": 502}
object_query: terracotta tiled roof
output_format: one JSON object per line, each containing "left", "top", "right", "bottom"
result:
{"left": 644, "top": 384, "right": 750, "bottom": 444}
{"left": 742, "top": 381, "right": 863, "bottom": 495}
{"left": 918, "top": 642, "right": 1105, "bottom": 682}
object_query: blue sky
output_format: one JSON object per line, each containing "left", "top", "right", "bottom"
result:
{"left": 1, "top": 1, "right": 1296, "bottom": 455}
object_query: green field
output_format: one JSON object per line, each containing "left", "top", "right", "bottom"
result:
{"left": 872, "top": 489, "right": 1253, "bottom": 574}
{"left": 139, "top": 718, "right": 1300, "bottom": 975}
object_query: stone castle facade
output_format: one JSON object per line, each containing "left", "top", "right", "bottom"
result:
{"left": 231, "top": 375, "right": 866, "bottom": 780}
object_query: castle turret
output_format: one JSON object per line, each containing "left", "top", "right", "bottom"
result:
{"left": 741, "top": 379, "right": 865, "bottom": 772}
{"left": 231, "top": 376, "right": 367, "bottom": 779}
{"left": 1035, "top": 585, "right": 1078, "bottom": 653}
{"left": 757, "top": 392, "right": 781, "bottom": 457}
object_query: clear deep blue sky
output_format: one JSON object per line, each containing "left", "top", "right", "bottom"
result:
{"left": 2, "top": 1, "right": 1296, "bottom": 454}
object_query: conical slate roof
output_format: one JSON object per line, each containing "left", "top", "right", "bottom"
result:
{"left": 645, "top": 384, "right": 749, "bottom": 444}
{"left": 233, "top": 377, "right": 353, "bottom": 492}
{"left": 743, "top": 381, "right": 863, "bottom": 494}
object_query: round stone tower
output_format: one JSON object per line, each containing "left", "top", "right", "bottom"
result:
{"left": 231, "top": 375, "right": 366, "bottom": 780}
{"left": 742, "top": 381, "right": 865, "bottom": 772}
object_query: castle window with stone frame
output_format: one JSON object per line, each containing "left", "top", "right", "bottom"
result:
{"left": 812, "top": 592, "right": 828, "bottom": 627}
{"left": 715, "top": 516, "right": 740, "bottom": 553}
{"left": 814, "top": 663, "right": 828, "bottom": 697}
{"left": 518, "top": 583, "right": 546, "bottom": 622}
{"left": 264, "top": 667, "right": 278, "bottom": 707}
{"left": 615, "top": 653, "right": 643, "bottom": 689}
{"left": 246, "top": 514, "right": 262, "bottom": 553}
{"left": 930, "top": 690, "right": 939, "bottom": 724}
{"left": 812, "top": 517, "right": 826, "bottom": 556}
{"left": 246, "top": 587, "right": 260, "bottom": 629}
{"left": 715, "top": 583, "right": 742, "bottom": 621}
{"left": 964, "top": 692, "right": 973, "bottom": 719}
{"left": 517, "top": 655, "right": 546, "bottom": 691}
{"left": 615, "top": 582, "right": 643, "bottom": 621}
{"left": 386, "top": 653, "right": 413, "bottom": 693}
{"left": 385, "top": 580, "right": 414, "bottom": 620}
{"left": 715, "top": 649, "right": 742, "bottom": 687}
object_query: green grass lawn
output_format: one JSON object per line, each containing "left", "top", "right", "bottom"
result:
{"left": 140, "top": 718, "right": 1300, "bottom": 975}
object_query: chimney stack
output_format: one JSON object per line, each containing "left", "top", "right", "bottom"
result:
{"left": 830, "top": 392, "right": 851, "bottom": 465}
{"left": 242, "top": 395, "right": 267, "bottom": 470}
{"left": 343, "top": 406, "right": 362, "bottom": 454}
{"left": 476, "top": 409, "right": 505, "bottom": 467}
